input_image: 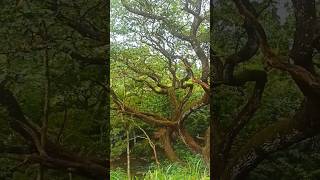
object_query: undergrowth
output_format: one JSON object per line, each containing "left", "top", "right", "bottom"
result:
{"left": 110, "top": 155, "right": 209, "bottom": 180}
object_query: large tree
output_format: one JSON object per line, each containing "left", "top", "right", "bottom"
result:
{"left": 210, "top": 0, "right": 320, "bottom": 179}
{"left": 111, "top": 0, "right": 211, "bottom": 163}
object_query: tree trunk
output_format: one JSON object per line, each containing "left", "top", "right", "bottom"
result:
{"left": 202, "top": 127, "right": 210, "bottom": 165}
{"left": 126, "top": 126, "right": 131, "bottom": 180}
{"left": 159, "top": 128, "right": 180, "bottom": 162}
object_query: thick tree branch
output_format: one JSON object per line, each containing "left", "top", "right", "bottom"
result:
{"left": 223, "top": 18, "right": 259, "bottom": 84}
{"left": 110, "top": 87, "right": 177, "bottom": 127}
{"left": 21, "top": 153, "right": 106, "bottom": 180}
{"left": 226, "top": 99, "right": 320, "bottom": 179}
{"left": 177, "top": 94, "right": 209, "bottom": 153}
{"left": 178, "top": 127, "right": 203, "bottom": 154}
{"left": 233, "top": 0, "right": 320, "bottom": 99}
{"left": 223, "top": 70, "right": 267, "bottom": 158}
{"left": 0, "top": 85, "right": 107, "bottom": 179}
{"left": 0, "top": 85, "right": 45, "bottom": 156}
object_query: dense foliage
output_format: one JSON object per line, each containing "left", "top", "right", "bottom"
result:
{"left": 0, "top": 0, "right": 107, "bottom": 179}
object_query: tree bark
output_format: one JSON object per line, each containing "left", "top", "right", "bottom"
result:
{"left": 158, "top": 128, "right": 180, "bottom": 162}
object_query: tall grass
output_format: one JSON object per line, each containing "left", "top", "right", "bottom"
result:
{"left": 110, "top": 155, "right": 209, "bottom": 180}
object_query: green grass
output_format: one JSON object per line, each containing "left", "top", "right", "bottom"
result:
{"left": 110, "top": 155, "right": 209, "bottom": 180}
{"left": 110, "top": 168, "right": 128, "bottom": 180}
